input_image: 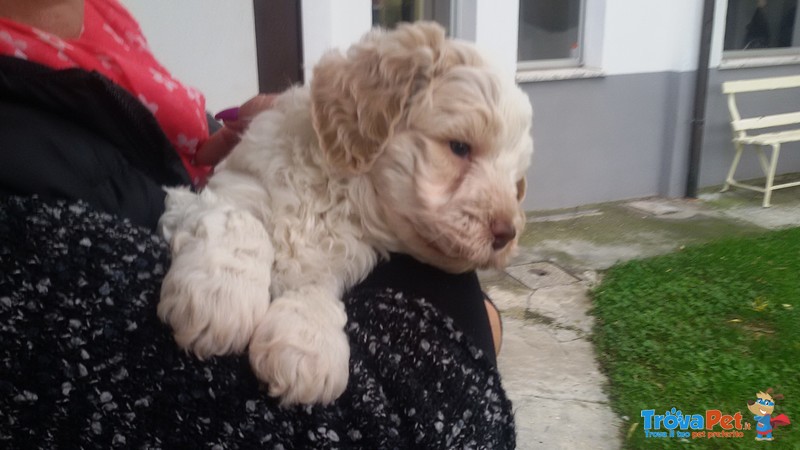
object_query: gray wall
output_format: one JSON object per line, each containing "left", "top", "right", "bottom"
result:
{"left": 519, "top": 64, "right": 800, "bottom": 212}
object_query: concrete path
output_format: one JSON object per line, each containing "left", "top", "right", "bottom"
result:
{"left": 483, "top": 183, "right": 800, "bottom": 449}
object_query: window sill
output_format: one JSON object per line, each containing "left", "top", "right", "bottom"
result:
{"left": 719, "top": 54, "right": 800, "bottom": 70}
{"left": 516, "top": 66, "right": 605, "bottom": 83}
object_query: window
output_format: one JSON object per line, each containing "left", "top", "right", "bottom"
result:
{"left": 517, "top": 0, "right": 585, "bottom": 69}
{"left": 724, "top": 0, "right": 799, "bottom": 57}
{"left": 372, "top": 0, "right": 454, "bottom": 35}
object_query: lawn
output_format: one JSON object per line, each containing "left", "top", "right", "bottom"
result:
{"left": 592, "top": 227, "right": 800, "bottom": 449}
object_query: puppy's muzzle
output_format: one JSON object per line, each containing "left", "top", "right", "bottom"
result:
{"left": 491, "top": 220, "right": 516, "bottom": 250}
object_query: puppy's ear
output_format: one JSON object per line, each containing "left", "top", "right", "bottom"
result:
{"left": 516, "top": 177, "right": 527, "bottom": 203}
{"left": 310, "top": 22, "right": 447, "bottom": 174}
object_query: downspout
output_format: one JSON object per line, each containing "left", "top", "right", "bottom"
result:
{"left": 685, "top": 0, "right": 716, "bottom": 198}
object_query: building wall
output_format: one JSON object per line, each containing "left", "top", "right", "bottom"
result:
{"left": 519, "top": 0, "right": 800, "bottom": 210}
{"left": 300, "top": 0, "right": 371, "bottom": 83}
{"left": 599, "top": 0, "right": 704, "bottom": 76}
{"left": 519, "top": 72, "right": 695, "bottom": 211}
{"left": 122, "top": 0, "right": 800, "bottom": 211}
{"left": 518, "top": 0, "right": 704, "bottom": 210}
{"left": 520, "top": 65, "right": 800, "bottom": 212}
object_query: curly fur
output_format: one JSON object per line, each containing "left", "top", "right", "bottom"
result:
{"left": 158, "top": 22, "right": 534, "bottom": 406}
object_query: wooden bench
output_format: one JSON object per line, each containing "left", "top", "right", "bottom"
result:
{"left": 720, "top": 75, "right": 800, "bottom": 207}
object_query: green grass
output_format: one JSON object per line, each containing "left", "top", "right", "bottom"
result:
{"left": 592, "top": 227, "right": 800, "bottom": 449}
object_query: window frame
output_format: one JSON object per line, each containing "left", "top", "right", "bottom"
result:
{"left": 721, "top": 0, "right": 800, "bottom": 61}
{"left": 724, "top": 46, "right": 800, "bottom": 59}
{"left": 516, "top": 0, "right": 587, "bottom": 71}
{"left": 371, "top": 0, "right": 457, "bottom": 34}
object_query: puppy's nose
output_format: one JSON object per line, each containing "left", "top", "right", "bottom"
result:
{"left": 491, "top": 221, "right": 516, "bottom": 250}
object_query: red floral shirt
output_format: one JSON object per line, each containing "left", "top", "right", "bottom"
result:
{"left": 0, "top": 0, "right": 211, "bottom": 185}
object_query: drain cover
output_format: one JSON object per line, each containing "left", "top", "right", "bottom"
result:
{"left": 506, "top": 262, "right": 579, "bottom": 290}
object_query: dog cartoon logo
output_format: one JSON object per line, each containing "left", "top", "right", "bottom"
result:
{"left": 747, "top": 389, "right": 791, "bottom": 441}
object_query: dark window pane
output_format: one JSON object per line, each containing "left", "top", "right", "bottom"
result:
{"left": 724, "top": 0, "right": 799, "bottom": 51}
{"left": 372, "top": 0, "right": 451, "bottom": 35}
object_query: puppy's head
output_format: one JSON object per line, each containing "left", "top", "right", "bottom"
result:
{"left": 311, "top": 22, "right": 533, "bottom": 272}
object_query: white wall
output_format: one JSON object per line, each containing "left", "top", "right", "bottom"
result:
{"left": 436, "top": 0, "right": 709, "bottom": 77}
{"left": 121, "top": 0, "right": 716, "bottom": 116}
{"left": 117, "top": 0, "right": 730, "bottom": 116}
{"left": 300, "top": 0, "right": 372, "bottom": 82}
{"left": 597, "top": 0, "right": 704, "bottom": 75}
{"left": 121, "top": 0, "right": 259, "bottom": 114}
{"left": 299, "top": 0, "right": 520, "bottom": 82}
{"left": 472, "top": 0, "right": 519, "bottom": 78}
{"left": 710, "top": 0, "right": 730, "bottom": 67}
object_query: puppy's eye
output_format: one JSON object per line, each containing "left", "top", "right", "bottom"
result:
{"left": 449, "top": 141, "right": 471, "bottom": 158}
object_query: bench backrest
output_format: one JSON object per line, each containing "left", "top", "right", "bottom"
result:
{"left": 722, "top": 75, "right": 800, "bottom": 94}
{"left": 721, "top": 75, "right": 800, "bottom": 136}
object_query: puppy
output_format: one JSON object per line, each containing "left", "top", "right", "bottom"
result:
{"left": 158, "top": 22, "right": 534, "bottom": 406}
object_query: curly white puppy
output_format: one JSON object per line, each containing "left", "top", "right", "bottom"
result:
{"left": 158, "top": 22, "right": 534, "bottom": 406}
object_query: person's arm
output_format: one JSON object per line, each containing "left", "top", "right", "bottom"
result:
{"left": 194, "top": 94, "right": 278, "bottom": 166}
{"left": 352, "top": 253, "right": 501, "bottom": 365}
{"left": 485, "top": 298, "right": 503, "bottom": 356}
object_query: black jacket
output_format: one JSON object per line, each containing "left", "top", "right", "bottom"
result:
{"left": 0, "top": 55, "right": 192, "bottom": 229}
{"left": 0, "top": 195, "right": 515, "bottom": 449}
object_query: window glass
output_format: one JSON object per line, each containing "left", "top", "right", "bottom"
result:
{"left": 372, "top": 0, "right": 452, "bottom": 35}
{"left": 724, "top": 0, "right": 799, "bottom": 55}
{"left": 518, "top": 0, "right": 584, "bottom": 68}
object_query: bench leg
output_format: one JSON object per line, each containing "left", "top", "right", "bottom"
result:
{"left": 762, "top": 143, "right": 781, "bottom": 208}
{"left": 756, "top": 145, "right": 771, "bottom": 176}
{"left": 721, "top": 141, "right": 744, "bottom": 192}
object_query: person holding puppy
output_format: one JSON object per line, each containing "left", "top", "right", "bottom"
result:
{"left": 0, "top": 0, "right": 275, "bottom": 228}
{"left": 0, "top": 0, "right": 514, "bottom": 448}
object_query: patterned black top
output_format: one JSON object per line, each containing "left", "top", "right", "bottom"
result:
{"left": 0, "top": 196, "right": 515, "bottom": 449}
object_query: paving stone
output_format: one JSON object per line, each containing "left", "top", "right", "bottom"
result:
{"left": 511, "top": 396, "right": 622, "bottom": 450}
{"left": 720, "top": 203, "right": 800, "bottom": 229}
{"left": 506, "top": 262, "right": 579, "bottom": 290}
{"left": 626, "top": 199, "right": 682, "bottom": 216}
{"left": 498, "top": 317, "right": 621, "bottom": 449}
{"left": 626, "top": 199, "right": 704, "bottom": 220}
{"left": 484, "top": 277, "right": 532, "bottom": 311}
{"left": 527, "top": 209, "right": 603, "bottom": 223}
{"left": 493, "top": 192, "right": 800, "bottom": 449}
{"left": 512, "top": 236, "right": 677, "bottom": 272}
{"left": 527, "top": 284, "right": 595, "bottom": 336}
{"left": 476, "top": 267, "right": 508, "bottom": 284}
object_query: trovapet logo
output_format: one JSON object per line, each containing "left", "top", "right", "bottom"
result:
{"left": 746, "top": 389, "right": 791, "bottom": 442}
{"left": 641, "top": 408, "right": 749, "bottom": 440}
{"left": 640, "top": 388, "right": 792, "bottom": 442}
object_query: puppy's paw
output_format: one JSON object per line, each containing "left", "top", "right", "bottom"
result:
{"left": 249, "top": 288, "right": 350, "bottom": 405}
{"left": 159, "top": 207, "right": 274, "bottom": 358}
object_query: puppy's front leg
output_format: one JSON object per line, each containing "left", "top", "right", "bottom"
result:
{"left": 159, "top": 203, "right": 274, "bottom": 359}
{"left": 249, "top": 285, "right": 350, "bottom": 405}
